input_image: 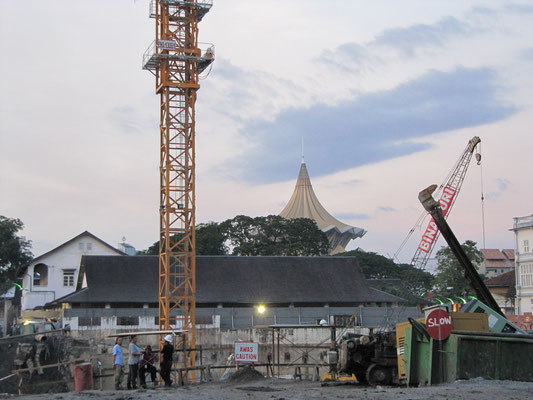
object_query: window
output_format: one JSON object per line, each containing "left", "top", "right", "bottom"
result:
{"left": 86, "top": 242, "right": 93, "bottom": 251}
{"left": 63, "top": 270, "right": 75, "bottom": 287}
{"left": 79, "top": 317, "right": 101, "bottom": 326}
{"left": 196, "top": 315, "right": 213, "bottom": 325}
{"left": 117, "top": 316, "right": 139, "bottom": 326}
{"left": 524, "top": 240, "right": 530, "bottom": 253}
{"left": 78, "top": 242, "right": 84, "bottom": 251}
{"left": 520, "top": 263, "right": 533, "bottom": 287}
{"left": 33, "top": 264, "right": 48, "bottom": 286}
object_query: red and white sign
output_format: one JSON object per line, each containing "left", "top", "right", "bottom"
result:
{"left": 417, "top": 186, "right": 457, "bottom": 253}
{"left": 235, "top": 342, "right": 258, "bottom": 363}
{"left": 426, "top": 309, "right": 453, "bottom": 340}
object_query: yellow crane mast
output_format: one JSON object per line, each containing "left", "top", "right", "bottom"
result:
{"left": 143, "top": 0, "right": 214, "bottom": 381}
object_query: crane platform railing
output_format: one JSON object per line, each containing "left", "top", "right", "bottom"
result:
{"left": 149, "top": 0, "right": 213, "bottom": 21}
{"left": 142, "top": 40, "right": 215, "bottom": 73}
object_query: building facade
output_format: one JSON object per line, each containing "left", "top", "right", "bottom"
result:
{"left": 484, "top": 270, "right": 515, "bottom": 315}
{"left": 512, "top": 215, "right": 533, "bottom": 315}
{"left": 21, "top": 231, "right": 124, "bottom": 311}
{"left": 49, "top": 255, "right": 421, "bottom": 333}
{"left": 479, "top": 249, "right": 515, "bottom": 278}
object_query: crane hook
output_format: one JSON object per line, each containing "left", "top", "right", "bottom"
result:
{"left": 475, "top": 152, "right": 481, "bottom": 165}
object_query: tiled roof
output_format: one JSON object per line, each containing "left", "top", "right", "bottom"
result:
{"left": 484, "top": 260, "right": 509, "bottom": 268}
{"left": 502, "top": 249, "right": 515, "bottom": 261}
{"left": 481, "top": 249, "right": 504, "bottom": 260}
{"left": 485, "top": 270, "right": 515, "bottom": 287}
{"left": 53, "top": 256, "right": 406, "bottom": 306}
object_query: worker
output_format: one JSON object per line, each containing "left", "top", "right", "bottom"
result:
{"left": 320, "top": 319, "right": 328, "bottom": 326}
{"left": 139, "top": 344, "right": 158, "bottom": 388}
{"left": 113, "top": 337, "right": 124, "bottom": 390}
{"left": 127, "top": 335, "right": 142, "bottom": 390}
{"left": 160, "top": 335, "right": 174, "bottom": 387}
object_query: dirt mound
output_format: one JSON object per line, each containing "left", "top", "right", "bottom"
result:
{"left": 228, "top": 366, "right": 264, "bottom": 383}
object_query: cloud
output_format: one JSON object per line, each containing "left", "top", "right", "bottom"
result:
{"left": 200, "top": 58, "right": 305, "bottom": 122}
{"left": 485, "top": 178, "right": 512, "bottom": 200}
{"left": 234, "top": 67, "right": 517, "bottom": 184}
{"left": 373, "top": 17, "right": 474, "bottom": 57}
{"left": 520, "top": 47, "right": 533, "bottom": 61}
{"left": 334, "top": 213, "right": 370, "bottom": 220}
{"left": 319, "top": 16, "right": 476, "bottom": 73}
{"left": 503, "top": 3, "right": 533, "bottom": 14}
{"left": 378, "top": 206, "right": 396, "bottom": 213}
{"left": 320, "top": 43, "right": 374, "bottom": 73}
{"left": 108, "top": 106, "right": 144, "bottom": 135}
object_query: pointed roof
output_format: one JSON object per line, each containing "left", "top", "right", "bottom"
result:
{"left": 280, "top": 162, "right": 366, "bottom": 253}
{"left": 28, "top": 231, "right": 125, "bottom": 266}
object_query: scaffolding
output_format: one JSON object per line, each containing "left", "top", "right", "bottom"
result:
{"left": 143, "top": 0, "right": 214, "bottom": 383}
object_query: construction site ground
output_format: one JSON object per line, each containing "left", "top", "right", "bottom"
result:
{"left": 4, "top": 378, "right": 533, "bottom": 400}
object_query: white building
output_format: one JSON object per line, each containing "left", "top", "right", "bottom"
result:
{"left": 21, "top": 231, "right": 125, "bottom": 311}
{"left": 512, "top": 215, "right": 533, "bottom": 315}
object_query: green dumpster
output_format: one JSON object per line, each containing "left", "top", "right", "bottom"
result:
{"left": 404, "top": 323, "right": 533, "bottom": 385}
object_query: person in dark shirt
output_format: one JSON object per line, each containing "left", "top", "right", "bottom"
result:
{"left": 139, "top": 344, "right": 158, "bottom": 388}
{"left": 160, "top": 335, "right": 174, "bottom": 387}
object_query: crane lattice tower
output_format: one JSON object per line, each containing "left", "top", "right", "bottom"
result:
{"left": 143, "top": 0, "right": 214, "bottom": 379}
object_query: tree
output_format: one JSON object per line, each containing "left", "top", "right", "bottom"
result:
{"left": 337, "top": 249, "right": 433, "bottom": 300}
{"left": 0, "top": 216, "right": 33, "bottom": 294}
{"left": 196, "top": 222, "right": 227, "bottom": 255}
{"left": 137, "top": 222, "right": 228, "bottom": 256}
{"left": 138, "top": 215, "right": 330, "bottom": 256}
{"left": 221, "top": 215, "right": 330, "bottom": 256}
{"left": 433, "top": 240, "right": 483, "bottom": 298}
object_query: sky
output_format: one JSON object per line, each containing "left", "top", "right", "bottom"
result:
{"left": 1, "top": 0, "right": 532, "bottom": 265}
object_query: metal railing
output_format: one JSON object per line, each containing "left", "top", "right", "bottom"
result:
{"left": 142, "top": 40, "right": 215, "bottom": 70}
{"left": 149, "top": 0, "right": 214, "bottom": 18}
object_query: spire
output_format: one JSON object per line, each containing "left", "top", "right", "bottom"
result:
{"left": 296, "top": 162, "right": 311, "bottom": 186}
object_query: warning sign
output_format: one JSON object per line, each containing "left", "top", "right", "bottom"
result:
{"left": 235, "top": 342, "right": 258, "bottom": 362}
{"left": 426, "top": 309, "right": 453, "bottom": 341}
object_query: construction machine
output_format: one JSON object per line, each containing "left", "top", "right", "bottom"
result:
{"left": 395, "top": 136, "right": 481, "bottom": 271}
{"left": 324, "top": 181, "right": 527, "bottom": 386}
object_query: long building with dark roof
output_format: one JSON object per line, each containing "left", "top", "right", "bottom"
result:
{"left": 61, "top": 255, "right": 404, "bottom": 307}
{"left": 51, "top": 256, "right": 422, "bottom": 331}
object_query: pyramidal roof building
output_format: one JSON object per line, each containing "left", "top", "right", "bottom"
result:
{"left": 280, "top": 161, "right": 366, "bottom": 254}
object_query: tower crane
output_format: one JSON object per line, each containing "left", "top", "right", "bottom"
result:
{"left": 394, "top": 136, "right": 481, "bottom": 270}
{"left": 142, "top": 0, "right": 214, "bottom": 382}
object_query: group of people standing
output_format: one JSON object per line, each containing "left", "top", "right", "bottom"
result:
{"left": 112, "top": 334, "right": 175, "bottom": 390}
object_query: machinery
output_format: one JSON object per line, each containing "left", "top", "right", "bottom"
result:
{"left": 336, "top": 330, "right": 399, "bottom": 385}
{"left": 395, "top": 136, "right": 481, "bottom": 270}
{"left": 325, "top": 177, "right": 527, "bottom": 386}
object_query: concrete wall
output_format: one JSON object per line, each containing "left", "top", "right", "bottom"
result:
{"left": 63, "top": 305, "right": 422, "bottom": 332}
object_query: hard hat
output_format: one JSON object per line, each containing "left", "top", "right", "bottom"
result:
{"left": 319, "top": 319, "right": 328, "bottom": 326}
{"left": 163, "top": 334, "right": 173, "bottom": 343}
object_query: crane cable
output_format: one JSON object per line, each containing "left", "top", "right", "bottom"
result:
{"left": 476, "top": 143, "right": 486, "bottom": 250}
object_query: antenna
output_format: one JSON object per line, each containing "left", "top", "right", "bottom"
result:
{"left": 301, "top": 137, "right": 305, "bottom": 163}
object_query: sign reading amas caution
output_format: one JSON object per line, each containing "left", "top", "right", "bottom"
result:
{"left": 234, "top": 342, "right": 258, "bottom": 362}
